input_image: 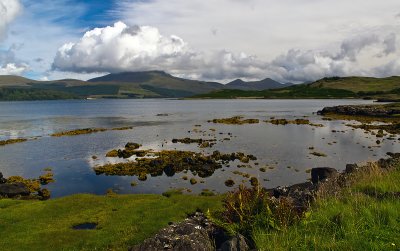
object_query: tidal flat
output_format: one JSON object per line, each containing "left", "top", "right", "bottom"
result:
{"left": 0, "top": 99, "right": 399, "bottom": 198}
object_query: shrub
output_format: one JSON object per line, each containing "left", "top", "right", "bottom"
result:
{"left": 210, "top": 185, "right": 302, "bottom": 240}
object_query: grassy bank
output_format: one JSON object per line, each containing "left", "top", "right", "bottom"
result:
{"left": 0, "top": 194, "right": 222, "bottom": 251}
{"left": 253, "top": 163, "right": 400, "bottom": 250}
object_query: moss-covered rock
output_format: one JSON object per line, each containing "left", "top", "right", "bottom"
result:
{"left": 0, "top": 138, "right": 28, "bottom": 146}
{"left": 209, "top": 116, "right": 259, "bottom": 125}
{"left": 94, "top": 149, "right": 258, "bottom": 180}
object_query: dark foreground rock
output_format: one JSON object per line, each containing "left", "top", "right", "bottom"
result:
{"left": 311, "top": 167, "right": 338, "bottom": 184}
{"left": 130, "top": 212, "right": 250, "bottom": 251}
{"left": 317, "top": 104, "right": 400, "bottom": 117}
{"left": 0, "top": 182, "right": 30, "bottom": 197}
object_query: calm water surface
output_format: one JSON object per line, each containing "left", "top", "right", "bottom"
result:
{"left": 0, "top": 99, "right": 399, "bottom": 197}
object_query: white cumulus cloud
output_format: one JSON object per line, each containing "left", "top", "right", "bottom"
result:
{"left": 0, "top": 0, "right": 22, "bottom": 40}
{"left": 53, "top": 22, "right": 191, "bottom": 73}
{"left": 0, "top": 62, "right": 27, "bottom": 75}
{"left": 53, "top": 21, "right": 400, "bottom": 83}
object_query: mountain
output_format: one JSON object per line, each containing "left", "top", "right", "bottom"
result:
{"left": 88, "top": 71, "right": 224, "bottom": 97}
{"left": 0, "top": 71, "right": 225, "bottom": 100}
{"left": 193, "top": 76, "right": 400, "bottom": 100}
{"left": 225, "top": 78, "right": 291, "bottom": 90}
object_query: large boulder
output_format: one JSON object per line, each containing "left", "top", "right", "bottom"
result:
{"left": 311, "top": 167, "right": 338, "bottom": 184}
{"left": 0, "top": 182, "right": 30, "bottom": 197}
{"left": 220, "top": 234, "right": 250, "bottom": 251}
{"left": 131, "top": 212, "right": 215, "bottom": 251}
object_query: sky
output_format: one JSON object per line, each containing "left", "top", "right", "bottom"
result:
{"left": 0, "top": 0, "right": 400, "bottom": 83}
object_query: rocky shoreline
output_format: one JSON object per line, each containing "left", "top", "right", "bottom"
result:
{"left": 317, "top": 103, "right": 400, "bottom": 117}
{"left": 130, "top": 152, "right": 400, "bottom": 251}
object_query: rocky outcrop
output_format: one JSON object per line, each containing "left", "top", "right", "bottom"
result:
{"left": 0, "top": 182, "right": 30, "bottom": 197}
{"left": 130, "top": 212, "right": 247, "bottom": 251}
{"left": 311, "top": 167, "right": 338, "bottom": 184}
{"left": 317, "top": 105, "right": 400, "bottom": 117}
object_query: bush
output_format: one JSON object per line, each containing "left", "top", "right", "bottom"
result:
{"left": 210, "top": 185, "right": 303, "bottom": 240}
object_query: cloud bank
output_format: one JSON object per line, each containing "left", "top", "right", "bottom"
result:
{"left": 53, "top": 22, "right": 400, "bottom": 83}
{"left": 0, "top": 45, "right": 29, "bottom": 75}
{"left": 0, "top": 0, "right": 27, "bottom": 75}
{"left": 0, "top": 0, "right": 21, "bottom": 40}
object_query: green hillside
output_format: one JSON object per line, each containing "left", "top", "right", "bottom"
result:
{"left": 194, "top": 76, "right": 400, "bottom": 100}
{"left": 0, "top": 71, "right": 224, "bottom": 100}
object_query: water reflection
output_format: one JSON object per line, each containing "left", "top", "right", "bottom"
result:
{"left": 0, "top": 99, "right": 399, "bottom": 197}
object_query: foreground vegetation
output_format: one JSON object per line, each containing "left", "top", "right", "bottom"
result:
{"left": 0, "top": 194, "right": 222, "bottom": 250}
{"left": 246, "top": 163, "right": 400, "bottom": 250}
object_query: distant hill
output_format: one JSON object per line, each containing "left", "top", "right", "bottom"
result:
{"left": 2, "top": 73, "right": 399, "bottom": 101}
{"left": 192, "top": 76, "right": 400, "bottom": 100}
{"left": 0, "top": 75, "right": 38, "bottom": 86}
{"left": 88, "top": 71, "right": 224, "bottom": 98}
{"left": 225, "top": 78, "right": 291, "bottom": 90}
{"left": 309, "top": 76, "right": 400, "bottom": 93}
{"left": 0, "top": 71, "right": 224, "bottom": 100}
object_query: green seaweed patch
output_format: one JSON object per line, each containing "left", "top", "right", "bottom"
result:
{"left": 346, "top": 123, "right": 400, "bottom": 135}
{"left": 265, "top": 118, "right": 324, "bottom": 127}
{"left": 310, "top": 151, "right": 327, "bottom": 157}
{"left": 190, "top": 178, "right": 198, "bottom": 185}
{"left": 111, "top": 126, "right": 133, "bottom": 131}
{"left": 7, "top": 176, "right": 41, "bottom": 193}
{"left": 106, "top": 150, "right": 119, "bottom": 157}
{"left": 39, "top": 172, "right": 55, "bottom": 185}
{"left": 172, "top": 138, "right": 217, "bottom": 148}
{"left": 233, "top": 171, "right": 251, "bottom": 178}
{"left": 51, "top": 126, "right": 134, "bottom": 137}
{"left": 208, "top": 116, "right": 259, "bottom": 125}
{"left": 5, "top": 175, "right": 51, "bottom": 200}
{"left": 51, "top": 128, "right": 107, "bottom": 137}
{"left": 0, "top": 138, "right": 28, "bottom": 146}
{"left": 94, "top": 150, "right": 257, "bottom": 179}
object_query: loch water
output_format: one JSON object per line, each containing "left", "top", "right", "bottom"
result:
{"left": 1, "top": 99, "right": 399, "bottom": 197}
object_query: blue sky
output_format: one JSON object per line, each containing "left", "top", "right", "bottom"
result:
{"left": 1, "top": 0, "right": 400, "bottom": 83}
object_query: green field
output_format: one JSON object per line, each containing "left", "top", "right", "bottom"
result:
{"left": 0, "top": 194, "right": 222, "bottom": 251}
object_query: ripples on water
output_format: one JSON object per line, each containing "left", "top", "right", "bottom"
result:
{"left": 0, "top": 99, "right": 399, "bottom": 197}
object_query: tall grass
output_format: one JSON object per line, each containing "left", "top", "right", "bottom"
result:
{"left": 253, "top": 163, "right": 400, "bottom": 251}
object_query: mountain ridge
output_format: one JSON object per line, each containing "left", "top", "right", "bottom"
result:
{"left": 225, "top": 77, "right": 291, "bottom": 90}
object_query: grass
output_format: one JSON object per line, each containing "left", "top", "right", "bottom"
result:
{"left": 253, "top": 164, "right": 400, "bottom": 251}
{"left": 0, "top": 193, "right": 223, "bottom": 251}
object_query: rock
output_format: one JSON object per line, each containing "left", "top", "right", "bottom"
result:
{"left": 311, "top": 167, "right": 338, "bottom": 184}
{"left": 317, "top": 105, "right": 400, "bottom": 117}
{"left": 0, "top": 182, "right": 30, "bottom": 197}
{"left": 130, "top": 212, "right": 216, "bottom": 251}
{"left": 345, "top": 164, "right": 359, "bottom": 173}
{"left": 0, "top": 172, "right": 6, "bottom": 184}
{"left": 220, "top": 234, "right": 250, "bottom": 251}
